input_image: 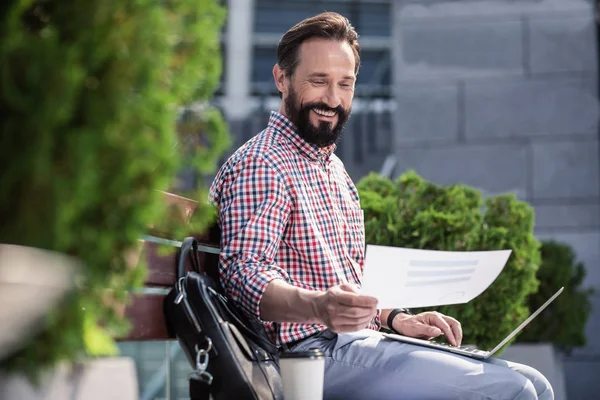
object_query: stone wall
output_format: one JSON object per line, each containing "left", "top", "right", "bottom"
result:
{"left": 392, "top": 1, "right": 599, "bottom": 397}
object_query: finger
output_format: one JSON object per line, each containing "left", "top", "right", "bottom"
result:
{"left": 336, "top": 304, "right": 377, "bottom": 319}
{"left": 442, "top": 316, "right": 463, "bottom": 346}
{"left": 355, "top": 312, "right": 377, "bottom": 326}
{"left": 332, "top": 309, "right": 376, "bottom": 328}
{"left": 410, "top": 323, "right": 442, "bottom": 339}
{"left": 339, "top": 283, "right": 360, "bottom": 294}
{"left": 428, "top": 313, "right": 457, "bottom": 346}
{"left": 331, "top": 307, "right": 376, "bottom": 329}
{"left": 338, "top": 284, "right": 379, "bottom": 307}
{"left": 332, "top": 319, "right": 373, "bottom": 333}
{"left": 336, "top": 291, "right": 378, "bottom": 308}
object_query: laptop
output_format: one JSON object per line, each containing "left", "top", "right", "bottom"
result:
{"left": 382, "top": 286, "right": 564, "bottom": 360}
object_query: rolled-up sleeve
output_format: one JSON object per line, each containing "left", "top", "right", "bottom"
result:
{"left": 213, "top": 156, "right": 292, "bottom": 320}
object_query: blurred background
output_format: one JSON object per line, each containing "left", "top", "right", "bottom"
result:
{"left": 1, "top": 0, "right": 597, "bottom": 399}
{"left": 123, "top": 0, "right": 600, "bottom": 398}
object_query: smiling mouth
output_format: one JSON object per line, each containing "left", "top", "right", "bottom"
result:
{"left": 312, "top": 108, "right": 337, "bottom": 117}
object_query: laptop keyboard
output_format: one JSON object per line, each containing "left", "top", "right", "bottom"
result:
{"left": 431, "top": 341, "right": 482, "bottom": 353}
{"left": 382, "top": 332, "right": 489, "bottom": 357}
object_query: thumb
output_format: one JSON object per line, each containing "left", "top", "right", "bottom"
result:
{"left": 339, "top": 283, "right": 360, "bottom": 294}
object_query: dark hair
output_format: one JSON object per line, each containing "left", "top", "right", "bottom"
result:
{"left": 277, "top": 12, "right": 361, "bottom": 81}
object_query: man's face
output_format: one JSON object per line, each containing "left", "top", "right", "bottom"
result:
{"left": 278, "top": 38, "right": 356, "bottom": 148}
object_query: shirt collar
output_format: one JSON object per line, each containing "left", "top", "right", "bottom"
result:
{"left": 267, "top": 111, "right": 336, "bottom": 163}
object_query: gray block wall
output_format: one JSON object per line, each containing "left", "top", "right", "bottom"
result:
{"left": 392, "top": 1, "right": 599, "bottom": 398}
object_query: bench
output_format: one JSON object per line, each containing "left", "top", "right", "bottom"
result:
{"left": 112, "top": 191, "right": 224, "bottom": 399}
{"left": 116, "top": 221, "right": 222, "bottom": 342}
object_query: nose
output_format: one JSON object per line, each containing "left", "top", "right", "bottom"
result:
{"left": 323, "top": 84, "right": 341, "bottom": 109}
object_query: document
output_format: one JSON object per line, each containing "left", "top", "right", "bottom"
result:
{"left": 360, "top": 244, "right": 512, "bottom": 309}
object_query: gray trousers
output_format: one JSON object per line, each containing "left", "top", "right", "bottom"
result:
{"left": 289, "top": 329, "right": 554, "bottom": 400}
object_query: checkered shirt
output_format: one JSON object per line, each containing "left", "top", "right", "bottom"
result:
{"left": 209, "top": 111, "right": 381, "bottom": 345}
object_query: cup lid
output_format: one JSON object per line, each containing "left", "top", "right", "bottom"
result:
{"left": 280, "top": 348, "right": 324, "bottom": 359}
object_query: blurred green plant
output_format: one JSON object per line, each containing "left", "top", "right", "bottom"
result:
{"left": 516, "top": 240, "right": 594, "bottom": 354}
{"left": 357, "top": 170, "right": 541, "bottom": 351}
{"left": 0, "top": 0, "right": 229, "bottom": 379}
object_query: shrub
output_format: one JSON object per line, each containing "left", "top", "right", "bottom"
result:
{"left": 357, "top": 170, "right": 540, "bottom": 351}
{"left": 0, "top": 0, "right": 229, "bottom": 378}
{"left": 516, "top": 240, "right": 594, "bottom": 354}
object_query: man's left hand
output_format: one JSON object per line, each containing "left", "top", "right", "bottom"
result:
{"left": 391, "top": 311, "right": 462, "bottom": 347}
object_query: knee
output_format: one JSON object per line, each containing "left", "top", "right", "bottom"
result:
{"left": 513, "top": 379, "right": 538, "bottom": 400}
{"left": 505, "top": 362, "right": 554, "bottom": 400}
{"left": 493, "top": 369, "right": 539, "bottom": 400}
{"left": 521, "top": 366, "right": 554, "bottom": 400}
{"left": 487, "top": 359, "right": 554, "bottom": 400}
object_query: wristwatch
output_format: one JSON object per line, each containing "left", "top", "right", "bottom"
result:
{"left": 387, "top": 308, "right": 412, "bottom": 334}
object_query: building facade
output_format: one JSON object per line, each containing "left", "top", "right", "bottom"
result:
{"left": 120, "top": 1, "right": 600, "bottom": 398}
{"left": 389, "top": 1, "right": 599, "bottom": 398}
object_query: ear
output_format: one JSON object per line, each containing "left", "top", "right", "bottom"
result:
{"left": 273, "top": 64, "right": 289, "bottom": 96}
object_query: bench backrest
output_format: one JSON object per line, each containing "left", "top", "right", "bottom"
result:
{"left": 118, "top": 223, "right": 221, "bottom": 341}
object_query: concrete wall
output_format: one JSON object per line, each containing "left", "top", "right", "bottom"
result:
{"left": 392, "top": 1, "right": 599, "bottom": 398}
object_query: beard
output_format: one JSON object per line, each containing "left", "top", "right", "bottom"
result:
{"left": 284, "top": 87, "right": 351, "bottom": 148}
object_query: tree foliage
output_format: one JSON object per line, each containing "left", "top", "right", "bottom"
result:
{"left": 517, "top": 240, "right": 594, "bottom": 354}
{"left": 0, "top": 0, "right": 229, "bottom": 377}
{"left": 357, "top": 170, "right": 540, "bottom": 351}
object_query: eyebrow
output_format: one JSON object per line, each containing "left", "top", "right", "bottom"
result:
{"left": 308, "top": 72, "right": 355, "bottom": 81}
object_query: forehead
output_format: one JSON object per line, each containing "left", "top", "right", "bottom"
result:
{"left": 295, "top": 38, "right": 356, "bottom": 77}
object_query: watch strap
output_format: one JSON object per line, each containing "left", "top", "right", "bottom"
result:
{"left": 387, "top": 308, "right": 412, "bottom": 334}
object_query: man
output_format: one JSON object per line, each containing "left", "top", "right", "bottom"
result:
{"left": 209, "top": 11, "right": 553, "bottom": 400}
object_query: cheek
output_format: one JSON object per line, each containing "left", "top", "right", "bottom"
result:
{"left": 297, "top": 86, "right": 324, "bottom": 105}
{"left": 340, "top": 92, "right": 354, "bottom": 109}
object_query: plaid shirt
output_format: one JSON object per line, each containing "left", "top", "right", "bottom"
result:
{"left": 209, "top": 111, "right": 380, "bottom": 345}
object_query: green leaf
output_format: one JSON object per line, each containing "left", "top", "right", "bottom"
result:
{"left": 82, "top": 314, "right": 119, "bottom": 357}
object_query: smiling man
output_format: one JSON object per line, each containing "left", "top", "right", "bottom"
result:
{"left": 277, "top": 37, "right": 354, "bottom": 148}
{"left": 209, "top": 12, "right": 553, "bottom": 400}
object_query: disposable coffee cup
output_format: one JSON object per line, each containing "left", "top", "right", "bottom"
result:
{"left": 279, "top": 348, "right": 325, "bottom": 400}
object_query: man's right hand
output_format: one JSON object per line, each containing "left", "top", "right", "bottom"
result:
{"left": 313, "top": 283, "right": 379, "bottom": 333}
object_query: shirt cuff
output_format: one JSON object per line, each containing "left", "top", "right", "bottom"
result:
{"left": 224, "top": 257, "right": 290, "bottom": 322}
{"left": 245, "top": 270, "right": 288, "bottom": 322}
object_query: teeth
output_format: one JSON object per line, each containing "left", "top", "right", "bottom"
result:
{"left": 313, "top": 108, "right": 336, "bottom": 117}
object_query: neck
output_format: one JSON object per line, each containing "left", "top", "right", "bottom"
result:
{"left": 278, "top": 102, "right": 289, "bottom": 120}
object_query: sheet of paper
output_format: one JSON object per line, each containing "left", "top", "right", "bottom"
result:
{"left": 360, "top": 244, "right": 512, "bottom": 309}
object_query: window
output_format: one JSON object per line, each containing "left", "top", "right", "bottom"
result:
{"left": 254, "top": 1, "right": 352, "bottom": 34}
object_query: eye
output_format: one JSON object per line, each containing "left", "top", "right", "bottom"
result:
{"left": 311, "top": 79, "right": 326, "bottom": 85}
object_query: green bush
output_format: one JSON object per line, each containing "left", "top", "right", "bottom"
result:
{"left": 0, "top": 0, "right": 229, "bottom": 378}
{"left": 357, "top": 170, "right": 540, "bottom": 351}
{"left": 517, "top": 240, "right": 594, "bottom": 354}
